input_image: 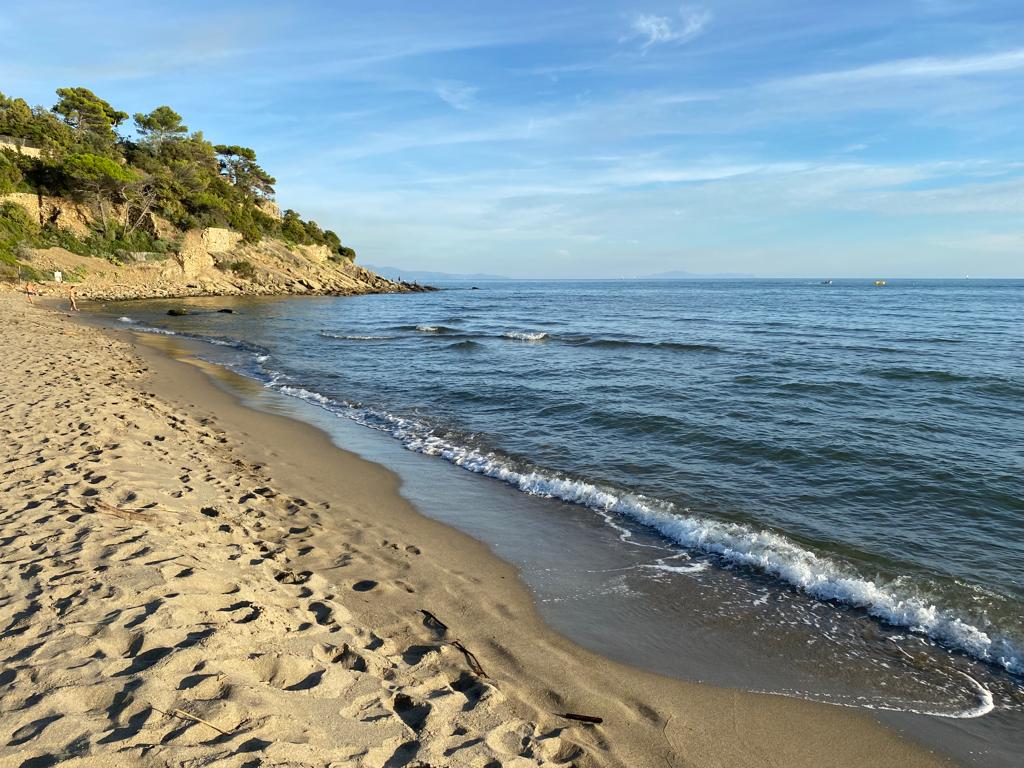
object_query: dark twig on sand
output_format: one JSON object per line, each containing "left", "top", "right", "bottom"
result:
{"left": 557, "top": 713, "right": 604, "bottom": 724}
{"left": 419, "top": 608, "right": 487, "bottom": 678}
{"left": 450, "top": 639, "right": 488, "bottom": 678}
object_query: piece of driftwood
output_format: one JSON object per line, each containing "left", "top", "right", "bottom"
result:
{"left": 90, "top": 500, "right": 157, "bottom": 523}
{"left": 150, "top": 705, "right": 231, "bottom": 736}
{"left": 557, "top": 712, "right": 603, "bottom": 724}
{"left": 66, "top": 498, "right": 158, "bottom": 523}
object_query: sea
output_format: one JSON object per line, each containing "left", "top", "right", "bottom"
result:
{"left": 93, "top": 278, "right": 1024, "bottom": 765}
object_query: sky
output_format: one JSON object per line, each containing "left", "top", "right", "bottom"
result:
{"left": 3, "top": 0, "right": 1024, "bottom": 277}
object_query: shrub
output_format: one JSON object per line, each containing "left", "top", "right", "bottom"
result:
{"left": 226, "top": 259, "right": 256, "bottom": 279}
{"left": 18, "top": 263, "right": 45, "bottom": 281}
{"left": 0, "top": 200, "right": 38, "bottom": 264}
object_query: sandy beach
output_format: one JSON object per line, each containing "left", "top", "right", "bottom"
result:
{"left": 0, "top": 292, "right": 953, "bottom": 768}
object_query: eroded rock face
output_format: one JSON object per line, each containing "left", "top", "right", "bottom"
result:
{"left": 296, "top": 243, "right": 332, "bottom": 264}
{"left": 2, "top": 193, "right": 93, "bottom": 237}
{"left": 176, "top": 230, "right": 214, "bottom": 277}
{"left": 175, "top": 228, "right": 244, "bottom": 277}
{"left": 201, "top": 227, "right": 244, "bottom": 253}
{"left": 257, "top": 199, "right": 281, "bottom": 219}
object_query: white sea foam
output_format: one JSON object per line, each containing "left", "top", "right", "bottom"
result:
{"left": 644, "top": 562, "right": 710, "bottom": 575}
{"left": 752, "top": 682, "right": 996, "bottom": 719}
{"left": 257, "top": 379, "right": 1023, "bottom": 678}
{"left": 136, "top": 325, "right": 177, "bottom": 336}
{"left": 503, "top": 330, "right": 549, "bottom": 341}
{"left": 256, "top": 354, "right": 270, "bottom": 363}
{"left": 416, "top": 325, "right": 441, "bottom": 333}
{"left": 118, "top": 316, "right": 134, "bottom": 323}
{"left": 320, "top": 331, "right": 392, "bottom": 341}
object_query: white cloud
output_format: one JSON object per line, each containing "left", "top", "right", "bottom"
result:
{"left": 778, "top": 47, "right": 1024, "bottom": 89}
{"left": 630, "top": 5, "right": 711, "bottom": 51}
{"left": 433, "top": 80, "right": 479, "bottom": 110}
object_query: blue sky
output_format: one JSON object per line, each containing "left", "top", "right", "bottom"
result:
{"left": 3, "top": 0, "right": 1024, "bottom": 277}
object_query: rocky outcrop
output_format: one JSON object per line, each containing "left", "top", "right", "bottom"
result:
{"left": 296, "top": 243, "right": 331, "bottom": 263}
{"left": 20, "top": 233, "right": 434, "bottom": 301}
{"left": 201, "top": 227, "right": 244, "bottom": 253}
{"left": 175, "top": 228, "right": 244, "bottom": 278}
{"left": 6, "top": 193, "right": 435, "bottom": 301}
{"left": 2, "top": 192, "right": 92, "bottom": 237}
{"left": 257, "top": 199, "right": 281, "bottom": 219}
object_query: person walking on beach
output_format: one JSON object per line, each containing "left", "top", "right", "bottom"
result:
{"left": 23, "top": 281, "right": 34, "bottom": 304}
{"left": 67, "top": 286, "right": 79, "bottom": 312}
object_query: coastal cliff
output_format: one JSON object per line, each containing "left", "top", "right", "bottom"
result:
{"left": 5, "top": 206, "right": 425, "bottom": 301}
{"left": 1, "top": 88, "right": 432, "bottom": 300}
{"left": 0, "top": 191, "right": 429, "bottom": 301}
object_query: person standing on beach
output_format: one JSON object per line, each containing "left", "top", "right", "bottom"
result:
{"left": 23, "top": 282, "right": 34, "bottom": 304}
{"left": 67, "top": 287, "right": 79, "bottom": 312}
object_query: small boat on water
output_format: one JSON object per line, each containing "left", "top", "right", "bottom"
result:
{"left": 873, "top": 279, "right": 886, "bottom": 287}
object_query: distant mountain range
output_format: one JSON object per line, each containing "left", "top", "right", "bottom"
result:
{"left": 366, "top": 265, "right": 757, "bottom": 282}
{"left": 364, "top": 265, "right": 511, "bottom": 282}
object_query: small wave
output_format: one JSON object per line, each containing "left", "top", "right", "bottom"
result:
{"left": 566, "top": 337, "right": 722, "bottom": 353}
{"left": 415, "top": 324, "right": 454, "bottom": 333}
{"left": 111, "top": 322, "right": 271, "bottom": 357}
{"left": 118, "top": 316, "right": 135, "bottom": 324}
{"left": 447, "top": 340, "right": 481, "bottom": 350}
{"left": 753, "top": 674, "right": 995, "bottom": 719}
{"left": 261, "top": 379, "right": 1021, "bottom": 678}
{"left": 134, "top": 325, "right": 177, "bottom": 336}
{"left": 255, "top": 354, "right": 270, "bottom": 363}
{"left": 503, "top": 331, "right": 549, "bottom": 341}
{"left": 319, "top": 331, "right": 393, "bottom": 341}
{"left": 870, "top": 367, "right": 971, "bottom": 383}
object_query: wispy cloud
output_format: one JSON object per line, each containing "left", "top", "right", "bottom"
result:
{"left": 433, "top": 80, "right": 479, "bottom": 110}
{"left": 629, "top": 5, "right": 711, "bottom": 51}
{"left": 778, "top": 47, "right": 1024, "bottom": 88}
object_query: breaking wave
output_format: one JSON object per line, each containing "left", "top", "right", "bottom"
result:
{"left": 264, "top": 376, "right": 1021, "bottom": 678}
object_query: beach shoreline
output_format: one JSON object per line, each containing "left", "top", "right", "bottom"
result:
{"left": 0, "top": 293, "right": 952, "bottom": 767}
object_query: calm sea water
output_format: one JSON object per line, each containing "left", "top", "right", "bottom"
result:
{"left": 99, "top": 279, "right": 1023, "bottom": 712}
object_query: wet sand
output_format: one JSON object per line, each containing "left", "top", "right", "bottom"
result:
{"left": 0, "top": 293, "right": 952, "bottom": 767}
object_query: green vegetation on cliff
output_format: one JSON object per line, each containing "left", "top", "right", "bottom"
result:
{"left": 0, "top": 87, "right": 356, "bottom": 277}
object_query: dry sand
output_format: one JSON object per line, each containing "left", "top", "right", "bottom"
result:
{"left": 0, "top": 293, "right": 954, "bottom": 767}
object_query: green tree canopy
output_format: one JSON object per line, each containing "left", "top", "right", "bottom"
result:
{"left": 2, "top": 86, "right": 359, "bottom": 260}
{"left": 214, "top": 144, "right": 275, "bottom": 200}
{"left": 53, "top": 87, "right": 128, "bottom": 151}
{"left": 134, "top": 106, "right": 188, "bottom": 146}
{"left": 64, "top": 152, "right": 136, "bottom": 190}
{"left": 0, "top": 151, "right": 23, "bottom": 194}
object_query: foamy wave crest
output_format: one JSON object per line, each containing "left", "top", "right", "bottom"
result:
{"left": 503, "top": 330, "right": 549, "bottom": 341}
{"left": 118, "top": 316, "right": 135, "bottom": 323}
{"left": 416, "top": 325, "right": 442, "bottom": 333}
{"left": 135, "top": 325, "right": 177, "bottom": 336}
{"left": 259, "top": 379, "right": 1023, "bottom": 677}
{"left": 320, "top": 331, "right": 392, "bottom": 341}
